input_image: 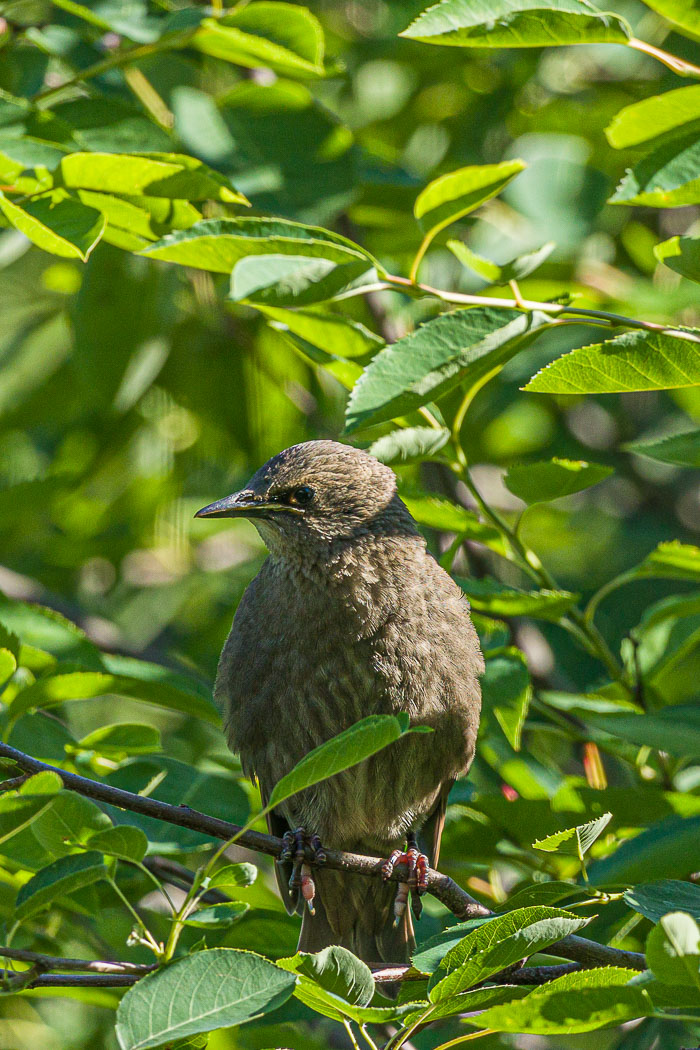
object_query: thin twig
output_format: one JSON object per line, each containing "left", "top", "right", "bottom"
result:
{"left": 0, "top": 946, "right": 154, "bottom": 975}
{"left": 1, "top": 968, "right": 138, "bottom": 988}
{"left": 0, "top": 741, "right": 646, "bottom": 974}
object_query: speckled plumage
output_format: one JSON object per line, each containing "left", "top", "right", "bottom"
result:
{"left": 213, "top": 441, "right": 483, "bottom": 965}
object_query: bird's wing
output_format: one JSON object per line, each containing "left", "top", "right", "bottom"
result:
{"left": 416, "top": 779, "right": 452, "bottom": 870}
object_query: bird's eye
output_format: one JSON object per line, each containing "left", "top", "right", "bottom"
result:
{"left": 289, "top": 485, "right": 314, "bottom": 506}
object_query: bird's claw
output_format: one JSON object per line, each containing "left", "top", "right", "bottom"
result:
{"left": 382, "top": 843, "right": 429, "bottom": 924}
{"left": 279, "top": 827, "right": 326, "bottom": 914}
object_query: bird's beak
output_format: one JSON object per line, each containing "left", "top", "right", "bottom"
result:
{"left": 195, "top": 490, "right": 301, "bottom": 519}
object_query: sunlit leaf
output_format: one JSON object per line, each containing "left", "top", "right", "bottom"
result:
{"left": 646, "top": 912, "right": 700, "bottom": 988}
{"left": 472, "top": 967, "right": 647, "bottom": 1034}
{"left": 72, "top": 723, "right": 162, "bottom": 758}
{"left": 0, "top": 192, "right": 105, "bottom": 261}
{"left": 456, "top": 577, "right": 579, "bottom": 620}
{"left": 267, "top": 713, "right": 429, "bottom": 811}
{"left": 610, "top": 132, "right": 700, "bottom": 207}
{"left": 278, "top": 946, "right": 374, "bottom": 1007}
{"left": 401, "top": 0, "right": 630, "bottom": 48}
{"left": 192, "top": 3, "right": 327, "bottom": 78}
{"left": 60, "top": 153, "right": 248, "bottom": 205}
{"left": 257, "top": 305, "right": 384, "bottom": 358}
{"left": 481, "top": 649, "right": 531, "bottom": 750}
{"left": 86, "top": 825, "right": 149, "bottom": 863}
{"left": 524, "top": 330, "right": 700, "bottom": 394}
{"left": 414, "top": 160, "right": 526, "bottom": 241}
{"left": 606, "top": 85, "right": 700, "bottom": 149}
{"left": 655, "top": 235, "right": 700, "bottom": 285}
{"left": 533, "top": 812, "right": 612, "bottom": 857}
{"left": 370, "top": 427, "right": 451, "bottom": 465}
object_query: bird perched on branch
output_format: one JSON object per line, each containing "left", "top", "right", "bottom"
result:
{"left": 197, "top": 441, "right": 483, "bottom": 971}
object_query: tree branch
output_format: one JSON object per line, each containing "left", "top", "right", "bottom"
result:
{"left": 0, "top": 741, "right": 646, "bottom": 976}
{"left": 0, "top": 946, "right": 154, "bottom": 975}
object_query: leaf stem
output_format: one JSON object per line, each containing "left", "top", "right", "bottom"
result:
{"left": 628, "top": 37, "right": 700, "bottom": 78}
{"left": 359, "top": 1024, "right": 379, "bottom": 1050}
{"left": 343, "top": 1019, "right": 362, "bottom": 1050}
{"left": 433, "top": 1032, "right": 495, "bottom": 1049}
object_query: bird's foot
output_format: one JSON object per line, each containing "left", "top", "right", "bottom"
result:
{"left": 381, "top": 839, "right": 428, "bottom": 925}
{"left": 279, "top": 827, "right": 326, "bottom": 915}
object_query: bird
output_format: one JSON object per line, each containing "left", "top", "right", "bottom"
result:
{"left": 196, "top": 440, "right": 483, "bottom": 971}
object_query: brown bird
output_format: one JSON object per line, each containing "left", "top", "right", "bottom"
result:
{"left": 197, "top": 440, "right": 483, "bottom": 969}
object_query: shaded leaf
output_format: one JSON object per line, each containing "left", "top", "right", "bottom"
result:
{"left": 183, "top": 902, "right": 249, "bottom": 928}
{"left": 504, "top": 458, "right": 612, "bottom": 504}
{"left": 209, "top": 863, "right": 258, "bottom": 892}
{"left": 347, "top": 307, "right": 554, "bottom": 432}
{"left": 625, "top": 426, "right": 700, "bottom": 467}
{"left": 636, "top": 541, "right": 700, "bottom": 582}
{"left": 369, "top": 427, "right": 451, "bottom": 465}
{"left": 16, "top": 851, "right": 107, "bottom": 920}
{"left": 456, "top": 577, "right": 579, "bottom": 620}
{"left": 524, "top": 330, "right": 700, "bottom": 394}
{"left": 588, "top": 815, "right": 700, "bottom": 885}
{"left": 0, "top": 772, "right": 61, "bottom": 847}
{"left": 625, "top": 880, "right": 700, "bottom": 924}
{"left": 86, "top": 825, "right": 149, "bottom": 863}
{"left": 473, "top": 966, "right": 647, "bottom": 1034}
{"left": 115, "top": 949, "right": 297, "bottom": 1050}
{"left": 401, "top": 0, "right": 630, "bottom": 48}
{"left": 481, "top": 649, "right": 531, "bottom": 750}
{"left": 31, "top": 791, "right": 111, "bottom": 857}
{"left": 230, "top": 252, "right": 371, "bottom": 307}
{"left": 72, "top": 723, "right": 162, "bottom": 758}
{"left": 585, "top": 704, "right": 700, "bottom": 759}
{"left": 9, "top": 670, "right": 219, "bottom": 726}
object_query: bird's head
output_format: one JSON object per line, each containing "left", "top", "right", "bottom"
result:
{"left": 195, "top": 440, "right": 417, "bottom": 557}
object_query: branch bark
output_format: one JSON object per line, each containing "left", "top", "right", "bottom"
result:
{"left": 0, "top": 741, "right": 646, "bottom": 979}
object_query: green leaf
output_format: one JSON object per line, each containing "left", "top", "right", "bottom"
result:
{"left": 625, "top": 427, "right": 700, "bottom": 467}
{"left": 0, "top": 191, "right": 105, "bottom": 261}
{"left": 625, "top": 880, "right": 700, "bottom": 924}
{"left": 183, "top": 902, "right": 249, "bottom": 928}
{"left": 610, "top": 132, "right": 700, "bottom": 208}
{"left": 257, "top": 305, "right": 384, "bottom": 359}
{"left": 533, "top": 812, "right": 612, "bottom": 857}
{"left": 142, "top": 217, "right": 372, "bottom": 290}
{"left": 266, "top": 713, "right": 427, "bottom": 811}
{"left": 290, "top": 979, "right": 422, "bottom": 1023}
{"left": 0, "top": 773, "right": 61, "bottom": 847}
{"left": 655, "top": 235, "right": 700, "bottom": 285}
{"left": 606, "top": 85, "right": 700, "bottom": 149}
{"left": 636, "top": 541, "right": 700, "bottom": 582}
{"left": 588, "top": 815, "right": 700, "bottom": 885}
{"left": 0, "top": 647, "right": 17, "bottom": 687}
{"left": 86, "top": 825, "right": 149, "bottom": 863}
{"left": 456, "top": 577, "right": 580, "bottom": 620}
{"left": 31, "top": 791, "right": 111, "bottom": 857}
{"left": 448, "top": 239, "right": 555, "bottom": 284}
{"left": 585, "top": 703, "right": 700, "bottom": 759}
{"left": 646, "top": 912, "right": 700, "bottom": 988}
{"left": 473, "top": 967, "right": 647, "bottom": 1034}
{"left": 639, "top": 0, "right": 700, "bottom": 41}
{"left": 503, "top": 881, "right": 589, "bottom": 911}
{"left": 115, "top": 949, "right": 296, "bottom": 1050}
{"left": 412, "top": 919, "right": 493, "bottom": 974}
{"left": 16, "top": 851, "right": 107, "bottom": 920}
{"left": 504, "top": 458, "right": 613, "bottom": 504}
{"left": 230, "top": 252, "right": 371, "bottom": 307}
{"left": 429, "top": 906, "right": 590, "bottom": 1000}
{"left": 9, "top": 670, "right": 219, "bottom": 726}
{"left": 192, "top": 3, "right": 327, "bottom": 78}
{"left": 481, "top": 649, "right": 531, "bottom": 750}
{"left": 401, "top": 0, "right": 630, "bottom": 48}
{"left": 209, "top": 863, "right": 258, "bottom": 892}
{"left": 72, "top": 723, "right": 162, "bottom": 758}
{"left": 524, "top": 330, "right": 700, "bottom": 394}
{"left": 346, "top": 307, "right": 554, "bottom": 432}
{"left": 414, "top": 160, "right": 526, "bottom": 240}
{"left": 401, "top": 495, "right": 500, "bottom": 546}
{"left": 403, "top": 984, "right": 529, "bottom": 1024}
{"left": 369, "top": 427, "right": 451, "bottom": 465}
{"left": 59, "top": 153, "right": 247, "bottom": 205}
{"left": 278, "top": 946, "right": 374, "bottom": 1007}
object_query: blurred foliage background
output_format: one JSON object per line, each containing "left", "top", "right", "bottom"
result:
{"left": 0, "top": 0, "right": 699, "bottom": 1047}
